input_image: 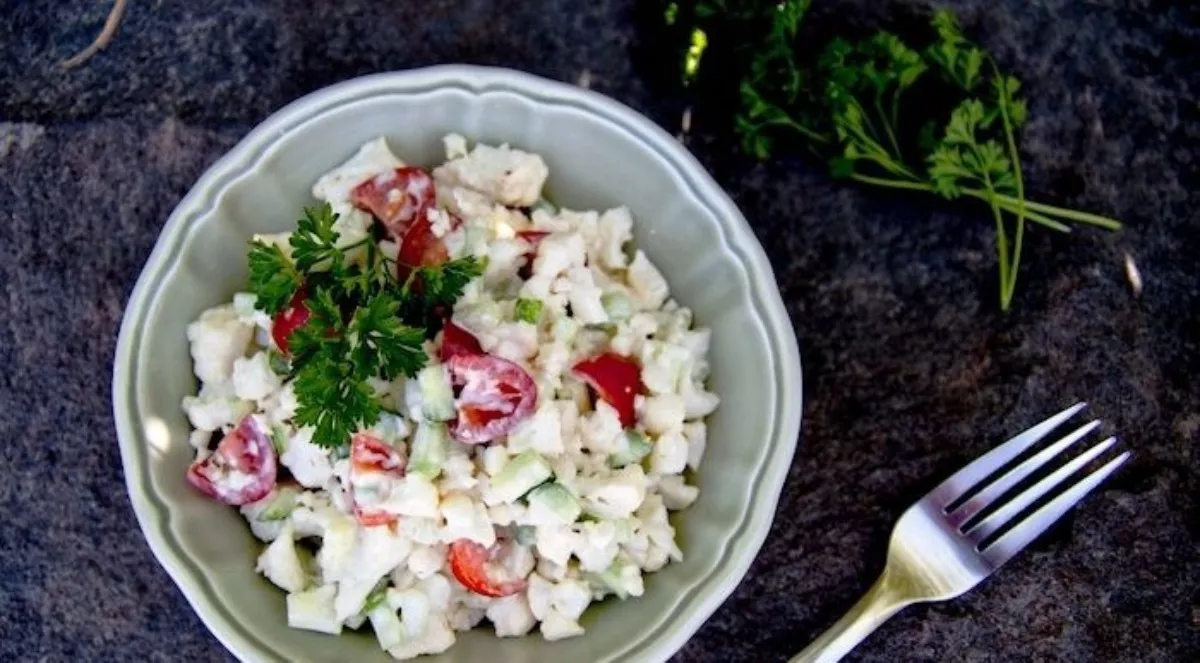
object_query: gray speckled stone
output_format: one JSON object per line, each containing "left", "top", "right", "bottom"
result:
{"left": 1, "top": 1, "right": 1196, "bottom": 661}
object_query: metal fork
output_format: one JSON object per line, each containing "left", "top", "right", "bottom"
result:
{"left": 790, "top": 403, "right": 1129, "bottom": 663}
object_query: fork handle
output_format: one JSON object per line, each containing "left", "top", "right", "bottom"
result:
{"left": 788, "top": 568, "right": 913, "bottom": 663}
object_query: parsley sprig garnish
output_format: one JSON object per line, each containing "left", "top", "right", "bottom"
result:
{"left": 665, "top": 2, "right": 1123, "bottom": 310}
{"left": 246, "top": 203, "right": 483, "bottom": 448}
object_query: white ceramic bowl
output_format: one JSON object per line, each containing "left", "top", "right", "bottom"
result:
{"left": 113, "top": 66, "right": 802, "bottom": 662}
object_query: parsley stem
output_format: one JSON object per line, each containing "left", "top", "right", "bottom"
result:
{"left": 984, "top": 195, "right": 1122, "bottom": 230}
{"left": 874, "top": 95, "right": 904, "bottom": 160}
{"left": 983, "top": 180, "right": 1012, "bottom": 310}
{"left": 996, "top": 72, "right": 1027, "bottom": 306}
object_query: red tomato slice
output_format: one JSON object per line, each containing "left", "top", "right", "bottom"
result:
{"left": 446, "top": 354, "right": 537, "bottom": 445}
{"left": 515, "top": 230, "right": 549, "bottom": 279}
{"left": 350, "top": 167, "right": 436, "bottom": 239}
{"left": 572, "top": 353, "right": 643, "bottom": 428}
{"left": 440, "top": 320, "right": 484, "bottom": 361}
{"left": 448, "top": 540, "right": 528, "bottom": 597}
{"left": 186, "top": 416, "right": 277, "bottom": 506}
{"left": 349, "top": 433, "right": 407, "bottom": 527}
{"left": 271, "top": 287, "right": 311, "bottom": 356}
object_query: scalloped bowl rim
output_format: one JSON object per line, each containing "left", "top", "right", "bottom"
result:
{"left": 113, "top": 65, "right": 802, "bottom": 662}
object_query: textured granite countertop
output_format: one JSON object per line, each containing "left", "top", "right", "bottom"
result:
{"left": 2, "top": 1, "right": 1197, "bottom": 661}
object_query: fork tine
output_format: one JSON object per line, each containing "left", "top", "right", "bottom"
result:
{"left": 947, "top": 420, "right": 1101, "bottom": 527}
{"left": 931, "top": 403, "right": 1087, "bottom": 505}
{"left": 981, "top": 450, "right": 1130, "bottom": 568}
{"left": 966, "top": 436, "right": 1118, "bottom": 541}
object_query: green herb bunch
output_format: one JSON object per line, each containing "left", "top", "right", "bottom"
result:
{"left": 247, "top": 203, "right": 483, "bottom": 447}
{"left": 664, "top": 2, "right": 1122, "bottom": 310}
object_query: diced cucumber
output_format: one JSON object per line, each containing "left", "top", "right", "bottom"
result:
{"left": 287, "top": 585, "right": 342, "bottom": 635}
{"left": 267, "top": 349, "right": 291, "bottom": 376}
{"left": 607, "top": 431, "right": 653, "bottom": 468}
{"left": 491, "top": 451, "right": 553, "bottom": 504}
{"left": 530, "top": 197, "right": 558, "bottom": 215}
{"left": 269, "top": 426, "right": 289, "bottom": 455}
{"left": 526, "top": 483, "right": 582, "bottom": 525}
{"left": 601, "top": 292, "right": 634, "bottom": 321}
{"left": 363, "top": 581, "right": 389, "bottom": 613}
{"left": 588, "top": 558, "right": 639, "bottom": 600}
{"left": 514, "top": 298, "right": 543, "bottom": 324}
{"left": 368, "top": 603, "right": 404, "bottom": 651}
{"left": 514, "top": 525, "right": 538, "bottom": 547}
{"left": 552, "top": 317, "right": 579, "bottom": 344}
{"left": 259, "top": 485, "right": 300, "bottom": 521}
{"left": 409, "top": 421, "right": 448, "bottom": 479}
{"left": 417, "top": 365, "right": 455, "bottom": 421}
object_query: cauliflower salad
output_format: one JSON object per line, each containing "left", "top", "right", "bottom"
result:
{"left": 181, "top": 135, "right": 719, "bottom": 659}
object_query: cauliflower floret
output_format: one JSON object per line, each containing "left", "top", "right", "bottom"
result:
{"left": 182, "top": 381, "right": 251, "bottom": 432}
{"left": 312, "top": 136, "right": 403, "bottom": 204}
{"left": 334, "top": 527, "right": 414, "bottom": 621}
{"left": 483, "top": 321, "right": 539, "bottom": 362}
{"left": 256, "top": 524, "right": 308, "bottom": 593}
{"left": 421, "top": 573, "right": 454, "bottom": 612}
{"left": 440, "top": 493, "right": 496, "bottom": 548}
{"left": 681, "top": 375, "right": 721, "bottom": 419}
{"left": 187, "top": 305, "right": 253, "bottom": 385}
{"left": 407, "top": 544, "right": 445, "bottom": 579}
{"left": 534, "top": 525, "right": 578, "bottom": 567}
{"left": 578, "top": 401, "right": 624, "bottom": 455}
{"left": 263, "top": 382, "right": 298, "bottom": 426}
{"left": 443, "top": 133, "right": 469, "bottom": 160}
{"left": 399, "top": 517, "right": 442, "bottom": 546}
{"left": 381, "top": 474, "right": 441, "bottom": 519}
{"left": 387, "top": 613, "right": 456, "bottom": 660}
{"left": 440, "top": 451, "right": 479, "bottom": 493}
{"left": 279, "top": 427, "right": 334, "bottom": 488}
{"left": 434, "top": 143, "right": 549, "bottom": 207}
{"left": 656, "top": 474, "right": 700, "bottom": 510}
{"left": 582, "top": 464, "right": 647, "bottom": 519}
{"left": 626, "top": 250, "right": 670, "bottom": 310}
{"left": 486, "top": 593, "right": 537, "bottom": 637}
{"left": 524, "top": 232, "right": 586, "bottom": 298}
{"left": 592, "top": 206, "right": 634, "bottom": 269}
{"left": 540, "top": 609, "right": 585, "bottom": 641}
{"left": 649, "top": 429, "right": 689, "bottom": 476}
{"left": 552, "top": 579, "right": 592, "bottom": 621}
{"left": 507, "top": 402, "right": 564, "bottom": 456}
{"left": 683, "top": 421, "right": 707, "bottom": 471}
{"left": 231, "top": 352, "right": 279, "bottom": 402}
{"left": 560, "top": 267, "right": 608, "bottom": 325}
{"left": 231, "top": 292, "right": 272, "bottom": 329}
{"left": 572, "top": 520, "right": 619, "bottom": 573}
{"left": 639, "top": 340, "right": 692, "bottom": 396}
{"left": 638, "top": 393, "right": 685, "bottom": 436}
{"left": 484, "top": 238, "right": 529, "bottom": 285}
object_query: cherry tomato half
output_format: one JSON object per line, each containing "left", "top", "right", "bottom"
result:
{"left": 271, "top": 287, "right": 311, "bottom": 356}
{"left": 439, "top": 320, "right": 484, "bottom": 362}
{"left": 349, "top": 433, "right": 407, "bottom": 527}
{"left": 572, "top": 352, "right": 643, "bottom": 428}
{"left": 447, "top": 539, "right": 528, "bottom": 598}
{"left": 186, "top": 416, "right": 277, "bottom": 506}
{"left": 350, "top": 167, "right": 436, "bottom": 239}
{"left": 445, "top": 353, "right": 537, "bottom": 445}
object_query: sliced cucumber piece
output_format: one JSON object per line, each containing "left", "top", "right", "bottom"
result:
{"left": 259, "top": 485, "right": 300, "bottom": 521}
{"left": 269, "top": 426, "right": 289, "bottom": 455}
{"left": 368, "top": 602, "right": 404, "bottom": 651}
{"left": 530, "top": 197, "right": 558, "bottom": 215}
{"left": 588, "top": 558, "right": 640, "bottom": 600}
{"left": 601, "top": 292, "right": 634, "bottom": 321}
{"left": 417, "top": 364, "right": 455, "bottom": 421}
{"left": 513, "top": 524, "right": 538, "bottom": 547}
{"left": 287, "top": 585, "right": 342, "bottom": 635}
{"left": 526, "top": 483, "right": 582, "bottom": 525}
{"left": 607, "top": 430, "right": 653, "bottom": 468}
{"left": 514, "top": 298, "right": 543, "bottom": 324}
{"left": 409, "top": 421, "right": 448, "bottom": 479}
{"left": 491, "top": 451, "right": 553, "bottom": 504}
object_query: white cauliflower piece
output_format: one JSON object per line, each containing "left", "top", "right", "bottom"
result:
{"left": 649, "top": 429, "right": 689, "bottom": 476}
{"left": 626, "top": 250, "right": 670, "bottom": 310}
{"left": 256, "top": 524, "right": 307, "bottom": 592}
{"left": 279, "top": 427, "right": 334, "bottom": 489}
{"left": 639, "top": 340, "right": 692, "bottom": 396}
{"left": 382, "top": 474, "right": 441, "bottom": 519}
{"left": 681, "top": 376, "right": 721, "bottom": 419}
{"left": 407, "top": 545, "right": 445, "bottom": 579}
{"left": 638, "top": 393, "right": 685, "bottom": 436}
{"left": 312, "top": 136, "right": 403, "bottom": 204}
{"left": 480, "top": 445, "right": 509, "bottom": 477}
{"left": 593, "top": 206, "right": 633, "bottom": 269}
{"left": 486, "top": 593, "right": 537, "bottom": 637}
{"left": 572, "top": 520, "right": 619, "bottom": 573}
{"left": 434, "top": 143, "right": 549, "bottom": 207}
{"left": 231, "top": 352, "right": 279, "bottom": 402}
{"left": 578, "top": 401, "right": 624, "bottom": 455}
{"left": 182, "top": 381, "right": 250, "bottom": 432}
{"left": 561, "top": 267, "right": 608, "bottom": 325}
{"left": 187, "top": 305, "right": 253, "bottom": 385}
{"left": 440, "top": 493, "right": 496, "bottom": 548}
{"left": 683, "top": 421, "right": 707, "bottom": 471}
{"left": 535, "top": 525, "right": 578, "bottom": 567}
{"left": 387, "top": 614, "right": 456, "bottom": 660}
{"left": 583, "top": 464, "right": 647, "bottom": 519}
{"left": 506, "top": 402, "right": 564, "bottom": 456}
{"left": 656, "top": 474, "right": 700, "bottom": 510}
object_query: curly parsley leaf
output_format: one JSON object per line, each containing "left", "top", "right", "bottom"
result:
{"left": 349, "top": 292, "right": 426, "bottom": 381}
{"left": 292, "top": 347, "right": 381, "bottom": 449}
{"left": 290, "top": 204, "right": 345, "bottom": 274}
{"left": 247, "top": 241, "right": 302, "bottom": 315}
{"left": 667, "top": 2, "right": 1122, "bottom": 311}
{"left": 416, "top": 256, "right": 487, "bottom": 310}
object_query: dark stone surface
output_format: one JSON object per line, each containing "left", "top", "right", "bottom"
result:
{"left": 1, "top": 0, "right": 1196, "bottom": 661}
